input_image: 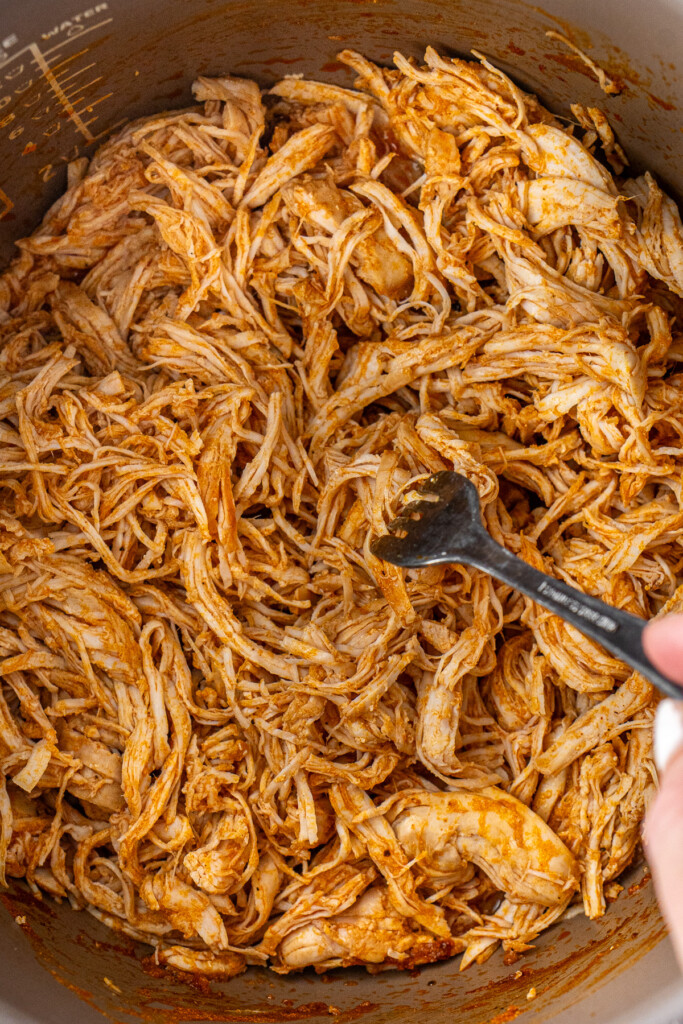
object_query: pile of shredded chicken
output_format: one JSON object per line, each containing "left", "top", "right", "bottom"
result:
{"left": 0, "top": 47, "right": 682, "bottom": 979}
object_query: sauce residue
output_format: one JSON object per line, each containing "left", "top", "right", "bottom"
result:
{"left": 648, "top": 93, "right": 676, "bottom": 111}
{"left": 487, "top": 1006, "right": 522, "bottom": 1024}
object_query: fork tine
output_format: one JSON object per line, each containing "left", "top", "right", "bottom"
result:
{"left": 371, "top": 471, "right": 483, "bottom": 568}
{"left": 418, "top": 472, "right": 447, "bottom": 492}
{"left": 382, "top": 484, "right": 448, "bottom": 541}
{"left": 399, "top": 497, "right": 442, "bottom": 516}
{"left": 371, "top": 534, "right": 415, "bottom": 565}
{"left": 386, "top": 514, "right": 412, "bottom": 535}
{"left": 433, "top": 471, "right": 462, "bottom": 491}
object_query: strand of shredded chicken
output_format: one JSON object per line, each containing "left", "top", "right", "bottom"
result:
{"left": 0, "top": 47, "right": 680, "bottom": 979}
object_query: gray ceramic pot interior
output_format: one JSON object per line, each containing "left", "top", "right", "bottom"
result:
{"left": 0, "top": 1, "right": 682, "bottom": 1022}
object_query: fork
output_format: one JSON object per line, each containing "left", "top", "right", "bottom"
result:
{"left": 370, "top": 470, "right": 681, "bottom": 699}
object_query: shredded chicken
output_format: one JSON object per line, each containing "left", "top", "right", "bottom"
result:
{"left": 545, "top": 31, "right": 622, "bottom": 96}
{"left": 0, "top": 45, "right": 679, "bottom": 978}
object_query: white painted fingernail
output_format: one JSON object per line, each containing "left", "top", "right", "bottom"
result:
{"left": 654, "top": 699, "right": 683, "bottom": 773}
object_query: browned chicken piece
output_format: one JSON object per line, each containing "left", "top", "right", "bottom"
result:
{"left": 157, "top": 946, "right": 247, "bottom": 977}
{"left": 277, "top": 886, "right": 459, "bottom": 969}
{"left": 390, "top": 789, "right": 579, "bottom": 905}
{"left": 0, "top": 42, "right": 677, "bottom": 978}
{"left": 140, "top": 870, "right": 229, "bottom": 949}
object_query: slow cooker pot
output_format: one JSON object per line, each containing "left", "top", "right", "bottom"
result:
{"left": 0, "top": 1, "right": 682, "bottom": 1021}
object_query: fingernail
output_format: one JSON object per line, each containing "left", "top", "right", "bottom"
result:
{"left": 654, "top": 699, "right": 683, "bottom": 774}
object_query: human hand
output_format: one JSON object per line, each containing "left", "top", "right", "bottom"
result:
{"left": 643, "top": 615, "right": 683, "bottom": 968}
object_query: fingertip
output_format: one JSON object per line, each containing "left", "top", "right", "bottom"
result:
{"left": 654, "top": 699, "right": 683, "bottom": 774}
{"left": 646, "top": 746, "right": 683, "bottom": 847}
{"left": 643, "top": 615, "right": 683, "bottom": 685}
{"left": 646, "top": 750, "right": 683, "bottom": 969}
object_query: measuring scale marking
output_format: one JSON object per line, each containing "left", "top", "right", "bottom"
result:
{"left": 0, "top": 187, "right": 13, "bottom": 218}
{"left": 30, "top": 44, "right": 96, "bottom": 141}
{"left": 0, "top": 15, "right": 114, "bottom": 144}
{"left": 0, "top": 13, "right": 117, "bottom": 217}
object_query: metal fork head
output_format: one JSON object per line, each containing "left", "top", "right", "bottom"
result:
{"left": 370, "top": 471, "right": 486, "bottom": 568}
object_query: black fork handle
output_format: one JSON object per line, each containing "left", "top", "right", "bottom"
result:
{"left": 467, "top": 533, "right": 681, "bottom": 699}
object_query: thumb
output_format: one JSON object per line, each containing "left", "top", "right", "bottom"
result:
{"left": 646, "top": 699, "right": 683, "bottom": 969}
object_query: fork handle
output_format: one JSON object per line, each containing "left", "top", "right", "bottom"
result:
{"left": 469, "top": 533, "right": 682, "bottom": 698}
